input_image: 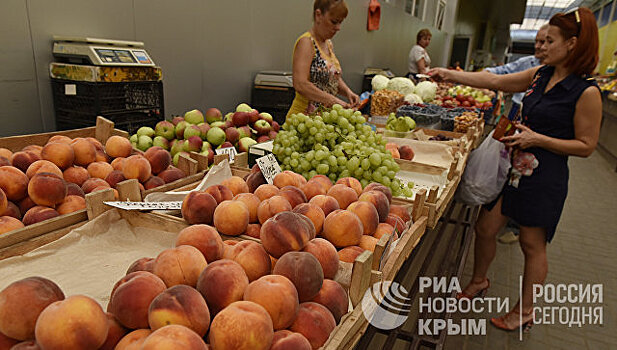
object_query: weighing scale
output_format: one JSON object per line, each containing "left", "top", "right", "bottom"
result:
{"left": 254, "top": 71, "right": 293, "bottom": 88}
{"left": 52, "top": 36, "right": 156, "bottom": 67}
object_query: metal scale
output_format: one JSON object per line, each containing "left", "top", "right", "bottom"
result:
{"left": 52, "top": 36, "right": 156, "bottom": 66}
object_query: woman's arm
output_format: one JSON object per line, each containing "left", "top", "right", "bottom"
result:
{"left": 337, "top": 77, "right": 359, "bottom": 107}
{"left": 501, "top": 86, "right": 602, "bottom": 157}
{"left": 417, "top": 58, "right": 427, "bottom": 74}
{"left": 428, "top": 66, "right": 541, "bottom": 93}
{"left": 292, "top": 37, "right": 348, "bottom": 107}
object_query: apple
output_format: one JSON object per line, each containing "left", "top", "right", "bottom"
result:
{"left": 137, "top": 135, "right": 153, "bottom": 151}
{"left": 224, "top": 112, "right": 234, "bottom": 122}
{"left": 238, "top": 137, "right": 257, "bottom": 153}
{"left": 268, "top": 130, "right": 278, "bottom": 140}
{"left": 206, "top": 127, "right": 226, "bottom": 146}
{"left": 218, "top": 141, "right": 234, "bottom": 149}
{"left": 153, "top": 136, "right": 170, "bottom": 150}
{"left": 184, "top": 109, "right": 204, "bottom": 124}
{"left": 155, "top": 120, "right": 176, "bottom": 140}
{"left": 170, "top": 140, "right": 185, "bottom": 156}
{"left": 173, "top": 151, "right": 191, "bottom": 166}
{"left": 137, "top": 126, "right": 155, "bottom": 138}
{"left": 224, "top": 120, "right": 234, "bottom": 129}
{"left": 225, "top": 127, "right": 240, "bottom": 144}
{"left": 272, "top": 121, "right": 280, "bottom": 132}
{"left": 130, "top": 134, "right": 138, "bottom": 143}
{"left": 175, "top": 121, "right": 190, "bottom": 139}
{"left": 201, "top": 142, "right": 212, "bottom": 152}
{"left": 184, "top": 136, "right": 203, "bottom": 152}
{"left": 200, "top": 148, "right": 214, "bottom": 165}
{"left": 232, "top": 112, "right": 250, "bottom": 127}
{"left": 237, "top": 126, "right": 252, "bottom": 139}
{"left": 236, "top": 103, "right": 252, "bottom": 112}
{"left": 184, "top": 125, "right": 202, "bottom": 140}
{"left": 197, "top": 123, "right": 211, "bottom": 140}
{"left": 171, "top": 116, "right": 184, "bottom": 126}
{"left": 254, "top": 119, "right": 272, "bottom": 135}
{"left": 257, "top": 135, "right": 270, "bottom": 143}
{"left": 248, "top": 110, "right": 260, "bottom": 124}
{"left": 259, "top": 112, "right": 273, "bottom": 123}
{"left": 205, "top": 108, "right": 223, "bottom": 124}
{"left": 210, "top": 121, "right": 226, "bottom": 129}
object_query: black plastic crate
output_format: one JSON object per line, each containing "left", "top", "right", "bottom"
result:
{"left": 251, "top": 85, "right": 295, "bottom": 125}
{"left": 55, "top": 109, "right": 162, "bottom": 135}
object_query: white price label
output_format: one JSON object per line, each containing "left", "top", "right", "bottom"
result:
{"left": 215, "top": 147, "right": 237, "bottom": 163}
{"left": 256, "top": 153, "right": 282, "bottom": 185}
{"left": 65, "top": 84, "right": 76, "bottom": 95}
{"left": 104, "top": 201, "right": 183, "bottom": 210}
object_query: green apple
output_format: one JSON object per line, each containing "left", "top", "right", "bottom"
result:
{"left": 206, "top": 127, "right": 226, "bottom": 146}
{"left": 130, "top": 134, "right": 138, "bottom": 143}
{"left": 224, "top": 112, "right": 234, "bottom": 122}
{"left": 238, "top": 137, "right": 257, "bottom": 153}
{"left": 170, "top": 140, "right": 185, "bottom": 156}
{"left": 137, "top": 135, "right": 153, "bottom": 151}
{"left": 155, "top": 120, "right": 176, "bottom": 140}
{"left": 201, "top": 142, "right": 212, "bottom": 152}
{"left": 236, "top": 103, "right": 252, "bottom": 113}
{"left": 184, "top": 109, "right": 204, "bottom": 124}
{"left": 210, "top": 121, "right": 226, "bottom": 129}
{"left": 152, "top": 136, "right": 169, "bottom": 150}
{"left": 184, "top": 125, "right": 202, "bottom": 140}
{"left": 137, "top": 126, "right": 155, "bottom": 138}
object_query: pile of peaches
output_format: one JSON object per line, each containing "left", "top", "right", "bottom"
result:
{"left": 0, "top": 136, "right": 187, "bottom": 236}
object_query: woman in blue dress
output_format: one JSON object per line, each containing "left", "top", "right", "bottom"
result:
{"left": 429, "top": 7, "right": 601, "bottom": 331}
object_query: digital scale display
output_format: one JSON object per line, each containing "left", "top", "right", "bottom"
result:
{"left": 95, "top": 49, "right": 136, "bottom": 63}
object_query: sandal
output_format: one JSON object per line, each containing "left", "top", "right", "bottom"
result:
{"left": 491, "top": 308, "right": 534, "bottom": 332}
{"left": 456, "top": 278, "right": 490, "bottom": 300}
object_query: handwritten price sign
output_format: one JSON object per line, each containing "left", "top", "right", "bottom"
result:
{"left": 215, "top": 147, "right": 237, "bottom": 163}
{"left": 256, "top": 154, "right": 282, "bottom": 184}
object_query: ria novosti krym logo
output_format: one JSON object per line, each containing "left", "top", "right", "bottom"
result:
{"left": 361, "top": 281, "right": 412, "bottom": 330}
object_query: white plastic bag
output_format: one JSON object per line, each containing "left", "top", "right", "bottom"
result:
{"left": 456, "top": 130, "right": 511, "bottom": 205}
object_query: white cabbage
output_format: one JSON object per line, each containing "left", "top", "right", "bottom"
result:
{"left": 387, "top": 77, "right": 416, "bottom": 95}
{"left": 371, "top": 74, "right": 390, "bottom": 91}
{"left": 404, "top": 93, "right": 423, "bottom": 105}
{"left": 414, "top": 81, "right": 437, "bottom": 102}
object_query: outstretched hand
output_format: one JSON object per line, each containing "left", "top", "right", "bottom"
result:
{"left": 500, "top": 123, "right": 542, "bottom": 149}
{"left": 427, "top": 68, "right": 451, "bottom": 82}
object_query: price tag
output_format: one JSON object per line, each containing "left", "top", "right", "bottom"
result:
{"left": 215, "top": 147, "right": 237, "bottom": 163}
{"left": 104, "top": 201, "right": 183, "bottom": 210}
{"left": 255, "top": 153, "right": 282, "bottom": 184}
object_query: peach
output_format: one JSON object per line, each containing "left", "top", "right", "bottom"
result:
{"left": 71, "top": 138, "right": 97, "bottom": 166}
{"left": 0, "top": 148, "right": 12, "bottom": 159}
{"left": 312, "top": 279, "right": 348, "bottom": 323}
{"left": 310, "top": 175, "right": 333, "bottom": 192}
{"left": 292, "top": 203, "right": 325, "bottom": 235}
{"left": 27, "top": 172, "right": 67, "bottom": 207}
{"left": 245, "top": 223, "right": 261, "bottom": 238}
{"left": 86, "top": 137, "right": 104, "bottom": 152}
{"left": 105, "top": 135, "right": 133, "bottom": 158}
{"left": 0, "top": 190, "right": 5, "bottom": 215}
{"left": 148, "top": 285, "right": 210, "bottom": 336}
{"left": 302, "top": 238, "right": 339, "bottom": 280}
{"left": 221, "top": 176, "right": 249, "bottom": 196}
{"left": 308, "top": 194, "right": 340, "bottom": 218}
{"left": 152, "top": 245, "right": 208, "bottom": 287}
{"left": 62, "top": 166, "right": 89, "bottom": 186}
{"left": 243, "top": 275, "right": 299, "bottom": 330}
{"left": 279, "top": 186, "right": 307, "bottom": 209}
{"left": 81, "top": 177, "right": 110, "bottom": 194}
{"left": 204, "top": 184, "right": 233, "bottom": 204}
{"left": 196, "top": 259, "right": 249, "bottom": 315}
{"left": 111, "top": 157, "right": 126, "bottom": 171}
{"left": 95, "top": 150, "right": 110, "bottom": 163}
{"left": 0, "top": 277, "right": 64, "bottom": 340}
{"left": 181, "top": 191, "right": 217, "bottom": 225}
{"left": 347, "top": 201, "right": 379, "bottom": 235}
{"left": 18, "top": 197, "right": 35, "bottom": 214}
{"left": 10, "top": 151, "right": 40, "bottom": 173}
{"left": 56, "top": 195, "right": 86, "bottom": 215}
{"left": 108, "top": 271, "right": 167, "bottom": 329}
{"left": 322, "top": 209, "right": 363, "bottom": 248}
{"left": 0, "top": 156, "right": 9, "bottom": 167}
{"left": 257, "top": 195, "right": 291, "bottom": 225}
{"left": 35, "top": 295, "right": 108, "bottom": 350}
{"left": 41, "top": 142, "right": 74, "bottom": 170}
{"left": 143, "top": 176, "right": 165, "bottom": 190}
{"left": 273, "top": 252, "right": 323, "bottom": 302}
{"left": 47, "top": 135, "right": 72, "bottom": 144}
{"left": 99, "top": 313, "right": 128, "bottom": 350}
{"left": 374, "top": 223, "right": 395, "bottom": 239}
{"left": 358, "top": 190, "right": 390, "bottom": 222}
{"left": 270, "top": 330, "right": 312, "bottom": 350}
{"left": 213, "top": 200, "right": 249, "bottom": 236}
{"left": 140, "top": 324, "right": 208, "bottom": 350}
{"left": 104, "top": 170, "right": 126, "bottom": 188}
{"left": 273, "top": 170, "right": 303, "bottom": 189}
{"left": 87, "top": 161, "right": 113, "bottom": 179}
{"left": 223, "top": 241, "right": 271, "bottom": 282}
{"left": 114, "top": 329, "right": 151, "bottom": 350}
{"left": 389, "top": 204, "right": 411, "bottom": 223}
{"left": 254, "top": 183, "right": 279, "bottom": 201}
{"left": 300, "top": 181, "right": 326, "bottom": 201}
{"left": 336, "top": 177, "right": 363, "bottom": 196}
{"left": 25, "top": 160, "right": 62, "bottom": 179}
{"left": 289, "top": 302, "right": 336, "bottom": 349}
{"left": 0, "top": 166, "right": 29, "bottom": 201}
{"left": 65, "top": 183, "right": 85, "bottom": 197}
{"left": 359, "top": 235, "right": 379, "bottom": 252}
{"left": 363, "top": 182, "right": 392, "bottom": 204}
{"left": 22, "top": 206, "right": 59, "bottom": 226}
{"left": 8, "top": 340, "right": 39, "bottom": 349}
{"left": 126, "top": 257, "right": 155, "bottom": 274}
{"left": 1, "top": 201, "right": 20, "bottom": 219}
{"left": 326, "top": 184, "right": 358, "bottom": 210}
{"left": 338, "top": 246, "right": 365, "bottom": 263}
{"left": 209, "top": 301, "right": 273, "bottom": 350}
{"left": 144, "top": 147, "right": 171, "bottom": 175}
{"left": 260, "top": 211, "right": 315, "bottom": 258}
{"left": 158, "top": 167, "right": 185, "bottom": 183}
{"left": 246, "top": 171, "right": 267, "bottom": 193}
{"left": 22, "top": 145, "right": 42, "bottom": 155}
{"left": 385, "top": 213, "right": 406, "bottom": 233}
{"left": 0, "top": 216, "right": 24, "bottom": 234}
{"left": 122, "top": 155, "right": 151, "bottom": 183}
{"left": 175, "top": 224, "right": 224, "bottom": 263}
{"left": 233, "top": 193, "right": 260, "bottom": 223}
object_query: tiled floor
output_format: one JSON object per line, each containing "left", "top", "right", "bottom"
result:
{"left": 444, "top": 150, "right": 617, "bottom": 349}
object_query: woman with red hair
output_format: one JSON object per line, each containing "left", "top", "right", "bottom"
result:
{"left": 429, "top": 7, "right": 601, "bottom": 331}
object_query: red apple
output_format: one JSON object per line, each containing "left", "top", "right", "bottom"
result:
{"left": 232, "top": 112, "right": 250, "bottom": 127}
{"left": 254, "top": 120, "right": 272, "bottom": 135}
{"left": 205, "top": 108, "right": 223, "bottom": 124}
{"left": 272, "top": 121, "right": 280, "bottom": 132}
{"left": 225, "top": 127, "right": 240, "bottom": 145}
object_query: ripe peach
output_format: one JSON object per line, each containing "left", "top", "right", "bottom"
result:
{"left": 25, "top": 160, "right": 62, "bottom": 179}
{"left": 338, "top": 246, "right": 365, "bottom": 263}
{"left": 41, "top": 142, "right": 74, "bottom": 170}
{"left": 181, "top": 191, "right": 217, "bottom": 225}
{"left": 273, "top": 170, "right": 303, "bottom": 188}
{"left": 213, "top": 200, "right": 249, "bottom": 236}
{"left": 105, "top": 135, "right": 133, "bottom": 158}
{"left": 144, "top": 147, "right": 171, "bottom": 175}
{"left": 62, "top": 166, "right": 89, "bottom": 186}
{"left": 260, "top": 211, "right": 315, "bottom": 258}
{"left": 99, "top": 313, "right": 128, "bottom": 350}
{"left": 312, "top": 279, "right": 348, "bottom": 323}
{"left": 22, "top": 206, "right": 60, "bottom": 226}
{"left": 245, "top": 223, "right": 261, "bottom": 238}
{"left": 104, "top": 170, "right": 126, "bottom": 188}
{"left": 336, "top": 177, "right": 363, "bottom": 196}
{"left": 279, "top": 186, "right": 307, "bottom": 209}
{"left": 114, "top": 329, "right": 151, "bottom": 350}
{"left": 0, "top": 277, "right": 64, "bottom": 340}
{"left": 347, "top": 201, "right": 379, "bottom": 235}
{"left": 95, "top": 150, "right": 110, "bottom": 163}
{"left": 308, "top": 194, "right": 340, "bottom": 218}
{"left": 243, "top": 275, "right": 299, "bottom": 330}
{"left": 292, "top": 203, "right": 325, "bottom": 235}
{"left": 18, "top": 197, "right": 35, "bottom": 214}
{"left": 0, "top": 148, "right": 13, "bottom": 159}
{"left": 254, "top": 183, "right": 279, "bottom": 201}
{"left": 0, "top": 156, "right": 9, "bottom": 167}
{"left": 111, "top": 157, "right": 126, "bottom": 171}
{"left": 27, "top": 172, "right": 67, "bottom": 207}
{"left": 71, "top": 138, "right": 97, "bottom": 166}
{"left": 389, "top": 204, "right": 411, "bottom": 223}
{"left": 148, "top": 285, "right": 210, "bottom": 336}
{"left": 35, "top": 295, "right": 108, "bottom": 350}
{"left": 221, "top": 176, "right": 249, "bottom": 196}
{"left": 300, "top": 181, "right": 326, "bottom": 201}
{"left": 22, "top": 145, "right": 42, "bottom": 155}
{"left": 152, "top": 245, "right": 208, "bottom": 287}
{"left": 0, "top": 190, "right": 5, "bottom": 215}
{"left": 359, "top": 235, "right": 379, "bottom": 252}
{"left": 385, "top": 213, "right": 406, "bottom": 233}
{"left": 233, "top": 193, "right": 261, "bottom": 223}
{"left": 223, "top": 241, "right": 271, "bottom": 282}
{"left": 327, "top": 184, "right": 358, "bottom": 210}
{"left": 47, "top": 135, "right": 72, "bottom": 144}
{"left": 289, "top": 302, "right": 336, "bottom": 349}
{"left": 143, "top": 176, "right": 165, "bottom": 190}
{"left": 6, "top": 339, "right": 36, "bottom": 349}
{"left": 322, "top": 209, "right": 363, "bottom": 248}
{"left": 204, "top": 184, "right": 233, "bottom": 204}
{"left": 273, "top": 252, "right": 323, "bottom": 302}
{"left": 270, "top": 330, "right": 312, "bottom": 350}
{"left": 310, "top": 175, "right": 333, "bottom": 192}
{"left": 358, "top": 190, "right": 390, "bottom": 222}
{"left": 65, "top": 183, "right": 85, "bottom": 197}
{"left": 363, "top": 182, "right": 392, "bottom": 204}
{"left": 122, "top": 155, "right": 151, "bottom": 183}
{"left": 126, "top": 257, "right": 155, "bottom": 274}
{"left": 158, "top": 167, "right": 186, "bottom": 183}
{"left": 302, "top": 238, "right": 339, "bottom": 280}
{"left": 196, "top": 259, "right": 249, "bottom": 315}
{"left": 0, "top": 166, "right": 29, "bottom": 201}
{"left": 175, "top": 224, "right": 224, "bottom": 263}
{"left": 81, "top": 177, "right": 110, "bottom": 194}
{"left": 257, "top": 195, "right": 292, "bottom": 224}
{"left": 86, "top": 137, "right": 104, "bottom": 152}
{"left": 246, "top": 171, "right": 267, "bottom": 193}
{"left": 140, "top": 324, "right": 208, "bottom": 350}
{"left": 1, "top": 201, "right": 20, "bottom": 219}
{"left": 87, "top": 161, "right": 113, "bottom": 179}
{"left": 108, "top": 271, "right": 167, "bottom": 329}
{"left": 0, "top": 216, "right": 24, "bottom": 234}
{"left": 374, "top": 223, "right": 396, "bottom": 239}
{"left": 209, "top": 301, "right": 273, "bottom": 350}
{"left": 56, "top": 195, "right": 86, "bottom": 215}
{"left": 11, "top": 151, "right": 40, "bottom": 173}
